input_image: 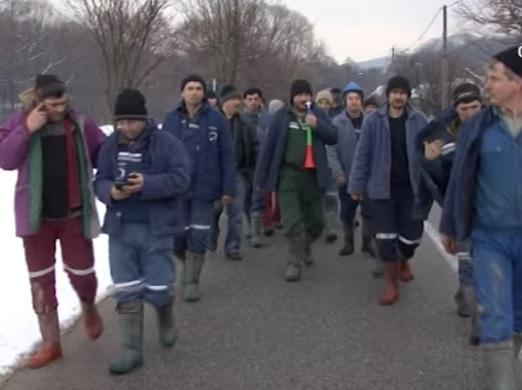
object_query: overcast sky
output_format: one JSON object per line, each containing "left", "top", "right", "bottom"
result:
{"left": 282, "top": 0, "right": 461, "bottom": 62}
{"left": 52, "top": 0, "right": 463, "bottom": 64}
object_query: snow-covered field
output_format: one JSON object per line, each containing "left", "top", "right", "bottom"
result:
{"left": 0, "top": 171, "right": 112, "bottom": 376}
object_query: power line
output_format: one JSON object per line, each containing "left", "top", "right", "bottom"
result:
{"left": 447, "top": 0, "right": 464, "bottom": 8}
{"left": 403, "top": 7, "right": 443, "bottom": 53}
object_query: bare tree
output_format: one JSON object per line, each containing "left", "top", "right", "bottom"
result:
{"left": 0, "top": 0, "right": 59, "bottom": 113}
{"left": 177, "top": 0, "right": 265, "bottom": 85}
{"left": 457, "top": 0, "right": 522, "bottom": 43}
{"left": 68, "top": 0, "right": 178, "bottom": 111}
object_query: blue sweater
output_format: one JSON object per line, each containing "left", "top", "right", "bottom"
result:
{"left": 162, "top": 101, "right": 237, "bottom": 201}
{"left": 94, "top": 123, "right": 191, "bottom": 237}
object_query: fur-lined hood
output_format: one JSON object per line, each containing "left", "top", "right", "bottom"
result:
{"left": 18, "top": 88, "right": 38, "bottom": 112}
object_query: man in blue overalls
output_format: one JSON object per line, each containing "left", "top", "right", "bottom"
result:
{"left": 163, "top": 75, "right": 236, "bottom": 303}
{"left": 440, "top": 46, "right": 522, "bottom": 390}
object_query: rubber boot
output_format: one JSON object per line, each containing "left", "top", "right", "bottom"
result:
{"left": 250, "top": 215, "right": 263, "bottom": 248}
{"left": 399, "top": 259, "right": 414, "bottom": 282}
{"left": 172, "top": 251, "right": 185, "bottom": 295}
{"left": 183, "top": 251, "right": 205, "bottom": 303}
{"left": 514, "top": 333, "right": 522, "bottom": 358}
{"left": 263, "top": 227, "right": 275, "bottom": 237}
{"left": 371, "top": 256, "right": 384, "bottom": 278}
{"left": 302, "top": 236, "right": 316, "bottom": 266}
{"left": 339, "top": 223, "right": 354, "bottom": 256}
{"left": 361, "top": 219, "right": 377, "bottom": 257}
{"left": 454, "top": 285, "right": 471, "bottom": 318}
{"left": 483, "top": 342, "right": 517, "bottom": 390}
{"left": 379, "top": 261, "right": 400, "bottom": 306}
{"left": 81, "top": 302, "right": 103, "bottom": 340}
{"left": 285, "top": 237, "right": 303, "bottom": 282}
{"left": 27, "top": 311, "right": 63, "bottom": 369}
{"left": 157, "top": 299, "right": 177, "bottom": 348}
{"left": 109, "top": 300, "right": 143, "bottom": 375}
{"left": 324, "top": 193, "right": 338, "bottom": 243}
{"left": 455, "top": 284, "right": 480, "bottom": 345}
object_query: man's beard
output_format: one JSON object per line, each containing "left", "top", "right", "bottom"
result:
{"left": 390, "top": 100, "right": 406, "bottom": 109}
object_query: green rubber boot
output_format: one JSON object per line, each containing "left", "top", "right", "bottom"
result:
{"left": 183, "top": 252, "right": 205, "bottom": 303}
{"left": 109, "top": 301, "right": 143, "bottom": 375}
{"left": 157, "top": 299, "right": 177, "bottom": 348}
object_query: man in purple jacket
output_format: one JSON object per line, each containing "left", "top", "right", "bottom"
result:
{"left": 0, "top": 75, "right": 106, "bottom": 368}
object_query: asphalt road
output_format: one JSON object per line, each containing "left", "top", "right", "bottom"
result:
{"left": 2, "top": 219, "right": 515, "bottom": 390}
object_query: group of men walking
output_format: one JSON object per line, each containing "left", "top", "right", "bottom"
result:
{"left": 0, "top": 45, "right": 521, "bottom": 389}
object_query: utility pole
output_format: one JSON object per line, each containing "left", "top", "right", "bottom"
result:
{"left": 391, "top": 47, "right": 395, "bottom": 67}
{"left": 441, "top": 5, "right": 449, "bottom": 109}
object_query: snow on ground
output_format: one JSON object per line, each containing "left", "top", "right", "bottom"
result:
{"left": 0, "top": 171, "right": 113, "bottom": 376}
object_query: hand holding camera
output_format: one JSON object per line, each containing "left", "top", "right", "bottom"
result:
{"left": 111, "top": 172, "right": 144, "bottom": 200}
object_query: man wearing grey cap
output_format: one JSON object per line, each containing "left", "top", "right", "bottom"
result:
{"left": 440, "top": 46, "right": 522, "bottom": 390}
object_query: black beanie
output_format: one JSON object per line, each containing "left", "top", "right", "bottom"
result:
{"left": 364, "top": 96, "right": 378, "bottom": 108}
{"left": 494, "top": 46, "right": 522, "bottom": 77}
{"left": 34, "top": 74, "right": 65, "bottom": 98}
{"left": 290, "top": 79, "right": 313, "bottom": 103}
{"left": 452, "top": 82, "right": 482, "bottom": 106}
{"left": 114, "top": 89, "right": 148, "bottom": 120}
{"left": 180, "top": 74, "right": 207, "bottom": 93}
{"left": 220, "top": 84, "right": 241, "bottom": 104}
{"left": 386, "top": 76, "right": 411, "bottom": 97}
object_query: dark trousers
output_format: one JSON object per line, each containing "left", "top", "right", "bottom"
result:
{"left": 366, "top": 185, "right": 423, "bottom": 262}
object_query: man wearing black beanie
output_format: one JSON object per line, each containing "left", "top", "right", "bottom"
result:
{"left": 254, "top": 79, "right": 337, "bottom": 282}
{"left": 416, "top": 81, "right": 483, "bottom": 346}
{"left": 440, "top": 46, "right": 522, "bottom": 389}
{"left": 162, "top": 74, "right": 237, "bottom": 303}
{"left": 94, "top": 89, "right": 190, "bottom": 374}
{"left": 349, "top": 75, "right": 428, "bottom": 306}
{"left": 0, "top": 74, "right": 106, "bottom": 368}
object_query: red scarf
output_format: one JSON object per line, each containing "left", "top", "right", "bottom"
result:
{"left": 64, "top": 119, "right": 82, "bottom": 211}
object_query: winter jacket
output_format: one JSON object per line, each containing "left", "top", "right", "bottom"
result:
{"left": 348, "top": 104, "right": 428, "bottom": 202}
{"left": 254, "top": 105, "right": 338, "bottom": 192}
{"left": 0, "top": 93, "right": 105, "bottom": 238}
{"left": 415, "top": 108, "right": 460, "bottom": 206}
{"left": 227, "top": 112, "right": 259, "bottom": 174}
{"left": 327, "top": 110, "right": 364, "bottom": 180}
{"left": 94, "top": 122, "right": 191, "bottom": 237}
{"left": 162, "top": 101, "right": 237, "bottom": 201}
{"left": 440, "top": 106, "right": 522, "bottom": 240}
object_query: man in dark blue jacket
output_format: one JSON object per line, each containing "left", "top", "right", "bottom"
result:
{"left": 162, "top": 74, "right": 237, "bottom": 303}
{"left": 417, "top": 82, "right": 483, "bottom": 345}
{"left": 255, "top": 79, "right": 337, "bottom": 282}
{"left": 440, "top": 46, "right": 522, "bottom": 390}
{"left": 95, "top": 89, "right": 191, "bottom": 374}
{"left": 349, "top": 76, "right": 428, "bottom": 306}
